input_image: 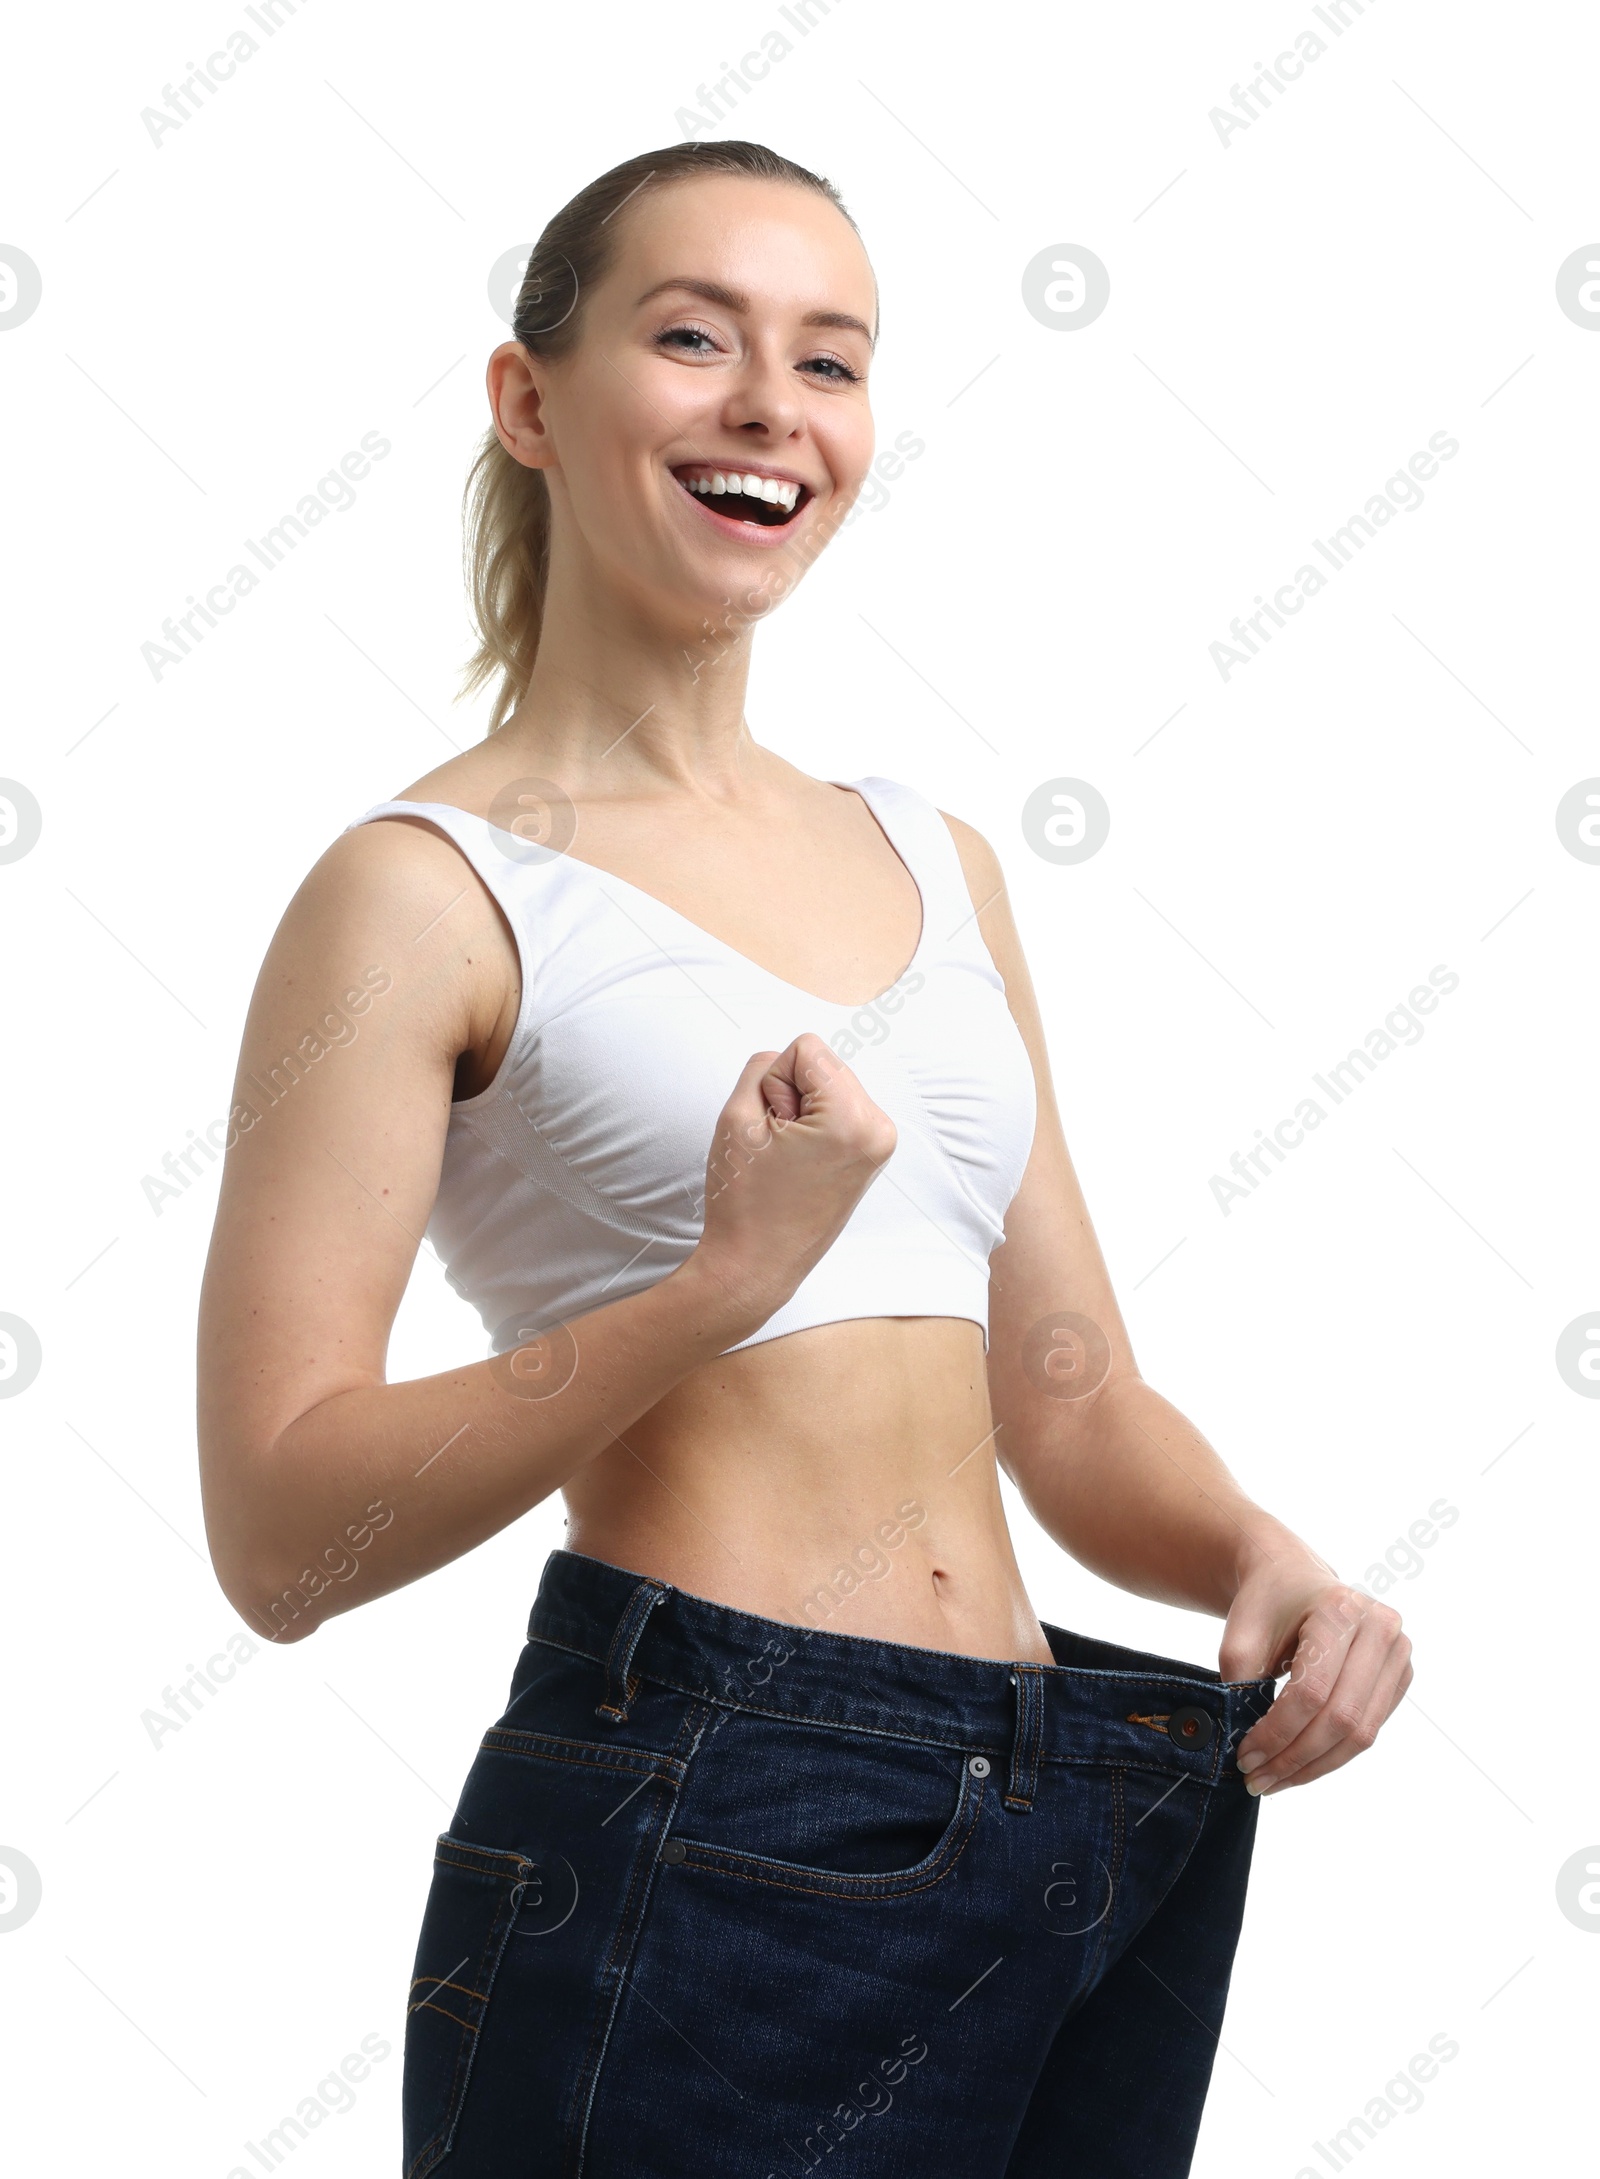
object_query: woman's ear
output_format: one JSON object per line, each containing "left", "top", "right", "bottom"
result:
{"left": 487, "top": 341, "right": 555, "bottom": 470}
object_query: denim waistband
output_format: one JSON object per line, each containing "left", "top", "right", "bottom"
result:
{"left": 527, "top": 1548, "right": 1276, "bottom": 1788}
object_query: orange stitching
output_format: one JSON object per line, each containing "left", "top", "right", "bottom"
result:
{"left": 431, "top": 1831, "right": 529, "bottom": 1863}
{"left": 431, "top": 1855, "right": 525, "bottom": 1884}
{"left": 408, "top": 1975, "right": 488, "bottom": 2003}
{"left": 406, "top": 1855, "right": 524, "bottom": 2179}
{"left": 1126, "top": 1711, "right": 1171, "bottom": 1732}
{"left": 406, "top": 1997, "right": 479, "bottom": 2032}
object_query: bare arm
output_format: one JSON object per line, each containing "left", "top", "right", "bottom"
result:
{"left": 944, "top": 812, "right": 1413, "bottom": 1792}
{"left": 197, "top": 819, "right": 892, "bottom": 1644}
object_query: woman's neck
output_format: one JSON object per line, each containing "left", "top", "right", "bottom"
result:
{"left": 496, "top": 613, "right": 767, "bottom": 798}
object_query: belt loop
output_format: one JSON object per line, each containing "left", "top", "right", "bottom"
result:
{"left": 595, "top": 1577, "right": 672, "bottom": 1724}
{"left": 1005, "top": 1664, "right": 1045, "bottom": 1811}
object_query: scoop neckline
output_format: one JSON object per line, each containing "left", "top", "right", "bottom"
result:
{"left": 385, "top": 775, "right": 931, "bottom": 1017}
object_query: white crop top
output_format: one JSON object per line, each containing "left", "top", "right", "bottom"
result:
{"left": 344, "top": 776, "right": 1037, "bottom": 1356}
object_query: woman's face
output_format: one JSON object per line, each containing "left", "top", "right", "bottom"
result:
{"left": 500, "top": 174, "right": 879, "bottom": 635}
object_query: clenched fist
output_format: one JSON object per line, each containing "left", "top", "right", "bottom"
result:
{"left": 693, "top": 1033, "right": 897, "bottom": 1325}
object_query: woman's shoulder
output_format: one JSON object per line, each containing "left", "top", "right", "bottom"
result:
{"left": 263, "top": 804, "right": 518, "bottom": 1089}
{"left": 298, "top": 799, "right": 496, "bottom": 962}
{"left": 302, "top": 752, "right": 521, "bottom": 963}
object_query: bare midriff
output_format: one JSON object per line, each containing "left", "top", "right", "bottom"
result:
{"left": 561, "top": 1315, "right": 1057, "bottom": 1666}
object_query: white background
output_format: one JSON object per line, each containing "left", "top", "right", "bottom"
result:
{"left": 1, "top": 2, "right": 1593, "bottom": 2171}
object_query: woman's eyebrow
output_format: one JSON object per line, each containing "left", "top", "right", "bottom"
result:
{"left": 635, "top": 276, "right": 875, "bottom": 346}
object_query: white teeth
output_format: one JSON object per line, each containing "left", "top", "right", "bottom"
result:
{"left": 680, "top": 469, "right": 801, "bottom": 513}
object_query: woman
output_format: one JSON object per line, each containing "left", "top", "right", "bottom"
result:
{"left": 198, "top": 140, "right": 1411, "bottom": 2176}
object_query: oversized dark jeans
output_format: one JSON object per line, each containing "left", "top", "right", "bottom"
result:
{"left": 402, "top": 1549, "right": 1276, "bottom": 2177}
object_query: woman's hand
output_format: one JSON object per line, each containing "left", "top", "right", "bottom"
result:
{"left": 692, "top": 1034, "right": 898, "bottom": 1325}
{"left": 1221, "top": 1547, "right": 1413, "bottom": 1795}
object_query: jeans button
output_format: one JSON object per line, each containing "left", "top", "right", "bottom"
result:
{"left": 969, "top": 1755, "right": 991, "bottom": 1778}
{"left": 660, "top": 1838, "right": 687, "bottom": 1863}
{"left": 1167, "top": 1704, "right": 1215, "bottom": 1750}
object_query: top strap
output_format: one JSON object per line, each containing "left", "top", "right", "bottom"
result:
{"left": 344, "top": 793, "right": 568, "bottom": 900}
{"left": 346, "top": 796, "right": 494, "bottom": 860}
{"left": 845, "top": 776, "right": 983, "bottom": 958}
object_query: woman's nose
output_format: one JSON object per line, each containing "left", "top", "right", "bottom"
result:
{"left": 719, "top": 348, "right": 805, "bottom": 440}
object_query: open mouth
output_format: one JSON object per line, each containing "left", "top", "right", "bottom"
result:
{"left": 670, "top": 465, "right": 811, "bottom": 531}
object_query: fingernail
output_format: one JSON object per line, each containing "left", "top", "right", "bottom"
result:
{"left": 1237, "top": 1751, "right": 1263, "bottom": 1773}
{"left": 1244, "top": 1776, "right": 1270, "bottom": 1796}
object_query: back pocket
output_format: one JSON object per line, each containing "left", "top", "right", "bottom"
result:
{"left": 403, "top": 1836, "right": 530, "bottom": 2178}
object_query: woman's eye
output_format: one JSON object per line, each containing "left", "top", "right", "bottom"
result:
{"left": 804, "top": 355, "right": 861, "bottom": 383}
{"left": 653, "top": 325, "right": 861, "bottom": 384}
{"left": 656, "top": 324, "right": 720, "bottom": 355}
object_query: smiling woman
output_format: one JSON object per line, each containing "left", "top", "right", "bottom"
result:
{"left": 196, "top": 137, "right": 1411, "bottom": 2178}
{"left": 454, "top": 144, "right": 879, "bottom": 736}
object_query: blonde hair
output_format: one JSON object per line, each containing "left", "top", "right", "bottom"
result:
{"left": 460, "top": 140, "right": 863, "bottom": 735}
